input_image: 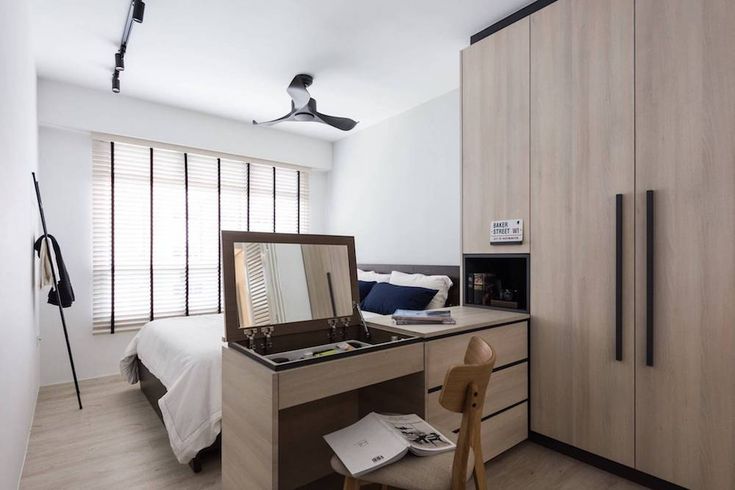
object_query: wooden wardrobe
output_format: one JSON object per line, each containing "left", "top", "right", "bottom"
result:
{"left": 529, "top": 0, "right": 635, "bottom": 468}
{"left": 634, "top": 1, "right": 735, "bottom": 487}
{"left": 462, "top": 0, "right": 735, "bottom": 487}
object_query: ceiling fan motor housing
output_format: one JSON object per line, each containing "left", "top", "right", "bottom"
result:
{"left": 295, "top": 74, "right": 313, "bottom": 88}
{"left": 252, "top": 73, "right": 358, "bottom": 131}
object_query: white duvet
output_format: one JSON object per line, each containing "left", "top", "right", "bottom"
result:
{"left": 120, "top": 314, "right": 225, "bottom": 464}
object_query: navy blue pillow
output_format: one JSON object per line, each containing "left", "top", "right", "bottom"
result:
{"left": 360, "top": 282, "right": 438, "bottom": 315}
{"left": 358, "top": 280, "right": 377, "bottom": 302}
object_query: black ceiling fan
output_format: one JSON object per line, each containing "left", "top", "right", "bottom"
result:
{"left": 253, "top": 74, "right": 358, "bottom": 131}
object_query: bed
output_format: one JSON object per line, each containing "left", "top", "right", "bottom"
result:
{"left": 120, "top": 314, "right": 224, "bottom": 472}
{"left": 120, "top": 264, "right": 459, "bottom": 473}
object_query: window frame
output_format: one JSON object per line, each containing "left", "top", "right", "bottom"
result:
{"left": 91, "top": 134, "right": 310, "bottom": 334}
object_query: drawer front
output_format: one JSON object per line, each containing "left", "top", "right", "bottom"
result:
{"left": 425, "top": 321, "right": 528, "bottom": 388}
{"left": 481, "top": 402, "right": 528, "bottom": 461}
{"left": 278, "top": 343, "right": 424, "bottom": 409}
{"left": 426, "top": 362, "right": 528, "bottom": 433}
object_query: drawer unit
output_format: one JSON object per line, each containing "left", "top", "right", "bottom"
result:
{"left": 278, "top": 343, "right": 424, "bottom": 409}
{"left": 425, "top": 321, "right": 528, "bottom": 389}
{"left": 426, "top": 362, "right": 528, "bottom": 433}
{"left": 481, "top": 402, "right": 528, "bottom": 460}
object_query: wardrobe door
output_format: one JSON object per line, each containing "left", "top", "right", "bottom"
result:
{"left": 635, "top": 1, "right": 735, "bottom": 487}
{"left": 461, "top": 17, "right": 529, "bottom": 254}
{"left": 530, "top": 0, "right": 635, "bottom": 465}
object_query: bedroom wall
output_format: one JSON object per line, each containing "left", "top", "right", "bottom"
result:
{"left": 37, "top": 126, "right": 135, "bottom": 387}
{"left": 36, "top": 83, "right": 331, "bottom": 386}
{"left": 37, "top": 79, "right": 333, "bottom": 171}
{"left": 0, "top": 0, "right": 41, "bottom": 487}
{"left": 326, "top": 90, "right": 461, "bottom": 265}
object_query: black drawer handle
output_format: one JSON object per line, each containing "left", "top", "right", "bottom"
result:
{"left": 615, "top": 194, "right": 623, "bottom": 361}
{"left": 646, "top": 190, "right": 654, "bottom": 366}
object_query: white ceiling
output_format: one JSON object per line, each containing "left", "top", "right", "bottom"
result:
{"left": 31, "top": 0, "right": 531, "bottom": 142}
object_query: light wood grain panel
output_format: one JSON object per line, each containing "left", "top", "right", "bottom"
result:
{"left": 425, "top": 322, "right": 527, "bottom": 389}
{"left": 278, "top": 343, "right": 424, "bottom": 409}
{"left": 481, "top": 402, "right": 528, "bottom": 462}
{"left": 529, "top": 0, "right": 635, "bottom": 466}
{"left": 486, "top": 441, "right": 643, "bottom": 489}
{"left": 20, "top": 376, "right": 221, "bottom": 489}
{"left": 222, "top": 346, "right": 278, "bottom": 490}
{"left": 635, "top": 1, "right": 735, "bottom": 487}
{"left": 367, "top": 305, "right": 529, "bottom": 339}
{"left": 301, "top": 244, "right": 352, "bottom": 319}
{"left": 462, "top": 17, "right": 530, "bottom": 254}
{"left": 427, "top": 362, "right": 527, "bottom": 433}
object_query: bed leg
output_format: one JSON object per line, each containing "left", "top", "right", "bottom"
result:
{"left": 189, "top": 456, "right": 203, "bottom": 473}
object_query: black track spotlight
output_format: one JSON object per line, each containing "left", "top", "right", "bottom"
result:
{"left": 132, "top": 0, "right": 145, "bottom": 23}
{"left": 115, "top": 51, "right": 125, "bottom": 71}
{"left": 112, "top": 72, "right": 121, "bottom": 93}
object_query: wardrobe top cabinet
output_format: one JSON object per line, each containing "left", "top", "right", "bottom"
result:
{"left": 461, "top": 17, "right": 530, "bottom": 254}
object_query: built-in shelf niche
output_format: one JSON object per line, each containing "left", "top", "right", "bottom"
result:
{"left": 464, "top": 254, "right": 529, "bottom": 313}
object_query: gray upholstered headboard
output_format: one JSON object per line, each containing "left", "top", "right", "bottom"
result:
{"left": 357, "top": 264, "right": 461, "bottom": 307}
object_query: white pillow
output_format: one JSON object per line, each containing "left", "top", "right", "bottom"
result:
{"left": 358, "top": 269, "right": 390, "bottom": 283}
{"left": 389, "top": 270, "right": 453, "bottom": 310}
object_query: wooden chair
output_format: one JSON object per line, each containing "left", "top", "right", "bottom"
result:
{"left": 331, "top": 336, "right": 496, "bottom": 490}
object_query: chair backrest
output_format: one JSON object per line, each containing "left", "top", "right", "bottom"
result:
{"left": 438, "top": 337, "right": 496, "bottom": 413}
{"left": 438, "top": 336, "right": 496, "bottom": 490}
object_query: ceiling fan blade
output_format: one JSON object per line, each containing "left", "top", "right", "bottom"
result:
{"left": 252, "top": 111, "right": 295, "bottom": 127}
{"left": 287, "top": 74, "right": 312, "bottom": 109}
{"left": 315, "top": 111, "right": 359, "bottom": 131}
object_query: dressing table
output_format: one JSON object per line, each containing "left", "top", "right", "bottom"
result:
{"left": 219, "top": 232, "right": 529, "bottom": 489}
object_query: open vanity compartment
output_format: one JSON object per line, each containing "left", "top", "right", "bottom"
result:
{"left": 228, "top": 324, "right": 419, "bottom": 371}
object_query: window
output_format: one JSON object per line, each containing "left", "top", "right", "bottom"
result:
{"left": 92, "top": 138, "right": 309, "bottom": 333}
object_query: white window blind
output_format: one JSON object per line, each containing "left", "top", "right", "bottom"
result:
{"left": 243, "top": 243, "right": 271, "bottom": 326}
{"left": 92, "top": 138, "right": 310, "bottom": 333}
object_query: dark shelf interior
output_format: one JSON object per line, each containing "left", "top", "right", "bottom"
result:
{"left": 464, "top": 254, "right": 529, "bottom": 313}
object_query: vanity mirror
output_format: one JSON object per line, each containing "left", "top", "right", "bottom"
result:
{"left": 233, "top": 242, "right": 353, "bottom": 327}
{"left": 221, "top": 231, "right": 360, "bottom": 343}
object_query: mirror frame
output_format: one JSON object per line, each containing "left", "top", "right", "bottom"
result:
{"left": 221, "top": 231, "right": 360, "bottom": 342}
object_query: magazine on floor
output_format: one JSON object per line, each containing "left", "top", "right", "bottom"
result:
{"left": 391, "top": 309, "right": 456, "bottom": 325}
{"left": 324, "top": 412, "right": 455, "bottom": 477}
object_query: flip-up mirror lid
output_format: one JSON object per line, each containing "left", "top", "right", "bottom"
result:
{"left": 221, "top": 231, "right": 360, "bottom": 343}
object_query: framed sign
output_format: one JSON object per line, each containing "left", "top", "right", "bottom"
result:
{"left": 490, "top": 219, "right": 523, "bottom": 244}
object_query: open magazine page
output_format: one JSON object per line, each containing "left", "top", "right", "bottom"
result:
{"left": 377, "top": 414, "right": 456, "bottom": 456}
{"left": 323, "top": 413, "right": 409, "bottom": 477}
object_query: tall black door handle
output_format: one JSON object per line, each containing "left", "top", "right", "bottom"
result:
{"left": 646, "top": 190, "right": 655, "bottom": 366}
{"left": 615, "top": 194, "right": 623, "bottom": 361}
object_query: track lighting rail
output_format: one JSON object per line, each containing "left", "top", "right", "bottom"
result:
{"left": 111, "top": 0, "right": 145, "bottom": 93}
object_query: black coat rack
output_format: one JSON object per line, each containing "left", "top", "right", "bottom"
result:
{"left": 32, "top": 172, "right": 82, "bottom": 409}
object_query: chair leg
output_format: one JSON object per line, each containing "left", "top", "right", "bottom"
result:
{"left": 471, "top": 437, "right": 487, "bottom": 489}
{"left": 343, "top": 476, "right": 361, "bottom": 490}
{"left": 473, "top": 456, "right": 487, "bottom": 490}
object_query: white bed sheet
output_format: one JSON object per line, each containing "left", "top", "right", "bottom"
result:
{"left": 120, "top": 314, "right": 225, "bottom": 464}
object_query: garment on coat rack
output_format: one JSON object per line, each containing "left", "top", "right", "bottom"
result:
{"left": 37, "top": 239, "right": 55, "bottom": 288}
{"left": 34, "top": 234, "right": 75, "bottom": 308}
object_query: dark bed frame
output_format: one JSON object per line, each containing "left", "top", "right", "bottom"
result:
{"left": 136, "top": 263, "right": 460, "bottom": 473}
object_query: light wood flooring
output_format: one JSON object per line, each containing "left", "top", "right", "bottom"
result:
{"left": 21, "top": 376, "right": 644, "bottom": 489}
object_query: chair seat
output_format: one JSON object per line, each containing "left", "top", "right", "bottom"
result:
{"left": 330, "top": 447, "right": 475, "bottom": 490}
